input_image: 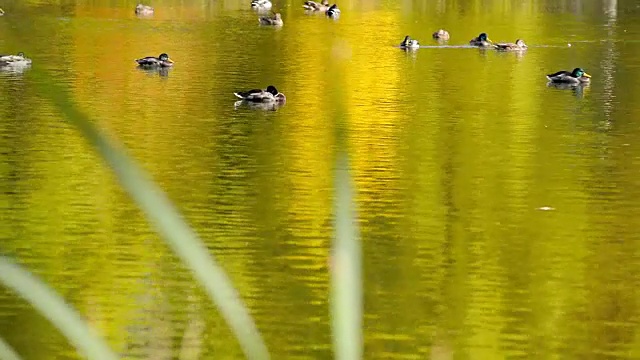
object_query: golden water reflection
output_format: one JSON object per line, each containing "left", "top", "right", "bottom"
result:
{"left": 1, "top": 0, "right": 640, "bottom": 358}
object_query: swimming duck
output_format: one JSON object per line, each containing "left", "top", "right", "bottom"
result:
{"left": 135, "top": 4, "right": 154, "bottom": 15}
{"left": 546, "top": 68, "right": 591, "bottom": 84}
{"left": 494, "top": 39, "right": 527, "bottom": 51}
{"left": 432, "top": 29, "right": 450, "bottom": 40}
{"left": 469, "top": 32, "right": 493, "bottom": 47}
{"left": 303, "top": 0, "right": 329, "bottom": 12}
{"left": 135, "top": 53, "right": 174, "bottom": 67}
{"left": 259, "top": 13, "right": 283, "bottom": 26}
{"left": 251, "top": 0, "right": 272, "bottom": 11}
{"left": 400, "top": 35, "right": 420, "bottom": 49}
{"left": 234, "top": 85, "right": 286, "bottom": 103}
{"left": 0, "top": 52, "right": 32, "bottom": 66}
{"left": 326, "top": 4, "right": 340, "bottom": 18}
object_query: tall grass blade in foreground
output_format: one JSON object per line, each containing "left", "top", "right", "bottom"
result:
{"left": 28, "top": 70, "right": 270, "bottom": 360}
{"left": 0, "top": 257, "right": 119, "bottom": 360}
{"left": 330, "top": 153, "right": 363, "bottom": 360}
{"left": 0, "top": 335, "right": 23, "bottom": 360}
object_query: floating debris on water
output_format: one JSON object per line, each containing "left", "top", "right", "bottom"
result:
{"left": 537, "top": 206, "right": 555, "bottom": 211}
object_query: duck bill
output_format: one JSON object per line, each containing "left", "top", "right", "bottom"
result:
{"left": 167, "top": 58, "right": 175, "bottom": 64}
{"left": 582, "top": 73, "right": 591, "bottom": 78}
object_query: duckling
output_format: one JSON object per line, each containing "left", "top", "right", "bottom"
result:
{"left": 494, "top": 39, "right": 528, "bottom": 51}
{"left": 546, "top": 68, "right": 591, "bottom": 84}
{"left": 259, "top": 12, "right": 283, "bottom": 26}
{"left": 135, "top": 53, "right": 174, "bottom": 68}
{"left": 303, "top": 0, "right": 329, "bottom": 11}
{"left": 251, "top": 0, "right": 273, "bottom": 11}
{"left": 135, "top": 4, "right": 154, "bottom": 15}
{"left": 326, "top": 4, "right": 340, "bottom": 18}
{"left": 469, "top": 32, "right": 493, "bottom": 47}
{"left": 0, "top": 52, "right": 32, "bottom": 67}
{"left": 432, "top": 29, "right": 450, "bottom": 40}
{"left": 400, "top": 35, "right": 420, "bottom": 49}
{"left": 234, "top": 85, "right": 286, "bottom": 103}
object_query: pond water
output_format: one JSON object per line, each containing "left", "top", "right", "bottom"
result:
{"left": 1, "top": 0, "right": 640, "bottom": 358}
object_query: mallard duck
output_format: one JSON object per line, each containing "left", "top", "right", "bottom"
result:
{"left": 400, "top": 35, "right": 420, "bottom": 49}
{"left": 135, "top": 53, "right": 174, "bottom": 67}
{"left": 234, "top": 85, "right": 286, "bottom": 103}
{"left": 469, "top": 32, "right": 493, "bottom": 47}
{"left": 546, "top": 68, "right": 591, "bottom": 84}
{"left": 303, "top": 0, "right": 329, "bottom": 12}
{"left": 494, "top": 39, "right": 527, "bottom": 51}
{"left": 135, "top": 4, "right": 154, "bottom": 15}
{"left": 251, "top": 0, "right": 272, "bottom": 10}
{"left": 432, "top": 29, "right": 450, "bottom": 40}
{"left": 0, "top": 52, "right": 32, "bottom": 66}
{"left": 326, "top": 4, "right": 340, "bottom": 18}
{"left": 259, "top": 13, "right": 283, "bottom": 26}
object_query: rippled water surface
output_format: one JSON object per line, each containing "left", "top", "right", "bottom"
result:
{"left": 2, "top": 0, "right": 640, "bottom": 358}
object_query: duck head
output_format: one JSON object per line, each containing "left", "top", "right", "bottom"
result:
{"left": 158, "top": 53, "right": 174, "bottom": 63}
{"left": 515, "top": 39, "right": 527, "bottom": 48}
{"left": 571, "top": 68, "right": 591, "bottom": 78}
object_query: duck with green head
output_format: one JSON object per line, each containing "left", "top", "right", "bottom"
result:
{"left": 469, "top": 32, "right": 493, "bottom": 47}
{"left": 546, "top": 68, "right": 591, "bottom": 84}
{"left": 234, "top": 85, "right": 286, "bottom": 103}
{"left": 135, "top": 53, "right": 174, "bottom": 67}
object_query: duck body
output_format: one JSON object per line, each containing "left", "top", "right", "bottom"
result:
{"left": 234, "top": 85, "right": 286, "bottom": 103}
{"left": 326, "top": 4, "right": 340, "bottom": 18}
{"left": 494, "top": 39, "right": 528, "bottom": 51}
{"left": 546, "top": 68, "right": 591, "bottom": 84}
{"left": 251, "top": 0, "right": 273, "bottom": 10}
{"left": 0, "top": 52, "right": 32, "bottom": 67}
{"left": 432, "top": 29, "right": 450, "bottom": 40}
{"left": 400, "top": 35, "right": 420, "bottom": 49}
{"left": 469, "top": 32, "right": 493, "bottom": 47}
{"left": 135, "top": 4, "right": 154, "bottom": 15}
{"left": 135, "top": 53, "right": 174, "bottom": 68}
{"left": 259, "top": 13, "right": 283, "bottom": 26}
{"left": 303, "top": 0, "right": 329, "bottom": 12}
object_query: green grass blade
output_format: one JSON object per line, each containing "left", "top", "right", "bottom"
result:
{"left": 0, "top": 336, "right": 22, "bottom": 360}
{"left": 28, "top": 71, "right": 270, "bottom": 360}
{"left": 0, "top": 257, "right": 119, "bottom": 360}
{"left": 330, "top": 153, "right": 363, "bottom": 360}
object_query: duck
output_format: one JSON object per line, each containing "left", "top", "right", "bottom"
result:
{"left": 0, "top": 52, "right": 32, "bottom": 66}
{"left": 400, "top": 35, "right": 420, "bottom": 49}
{"left": 303, "top": 0, "right": 329, "bottom": 12}
{"left": 135, "top": 53, "right": 174, "bottom": 67}
{"left": 234, "top": 85, "right": 286, "bottom": 103}
{"left": 494, "top": 39, "right": 527, "bottom": 51}
{"left": 546, "top": 68, "right": 591, "bottom": 84}
{"left": 259, "top": 13, "right": 283, "bottom": 26}
{"left": 326, "top": 4, "right": 340, "bottom": 18}
{"left": 469, "top": 32, "right": 493, "bottom": 47}
{"left": 432, "top": 29, "right": 450, "bottom": 40}
{"left": 135, "top": 4, "right": 154, "bottom": 15}
{"left": 251, "top": 0, "right": 272, "bottom": 11}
